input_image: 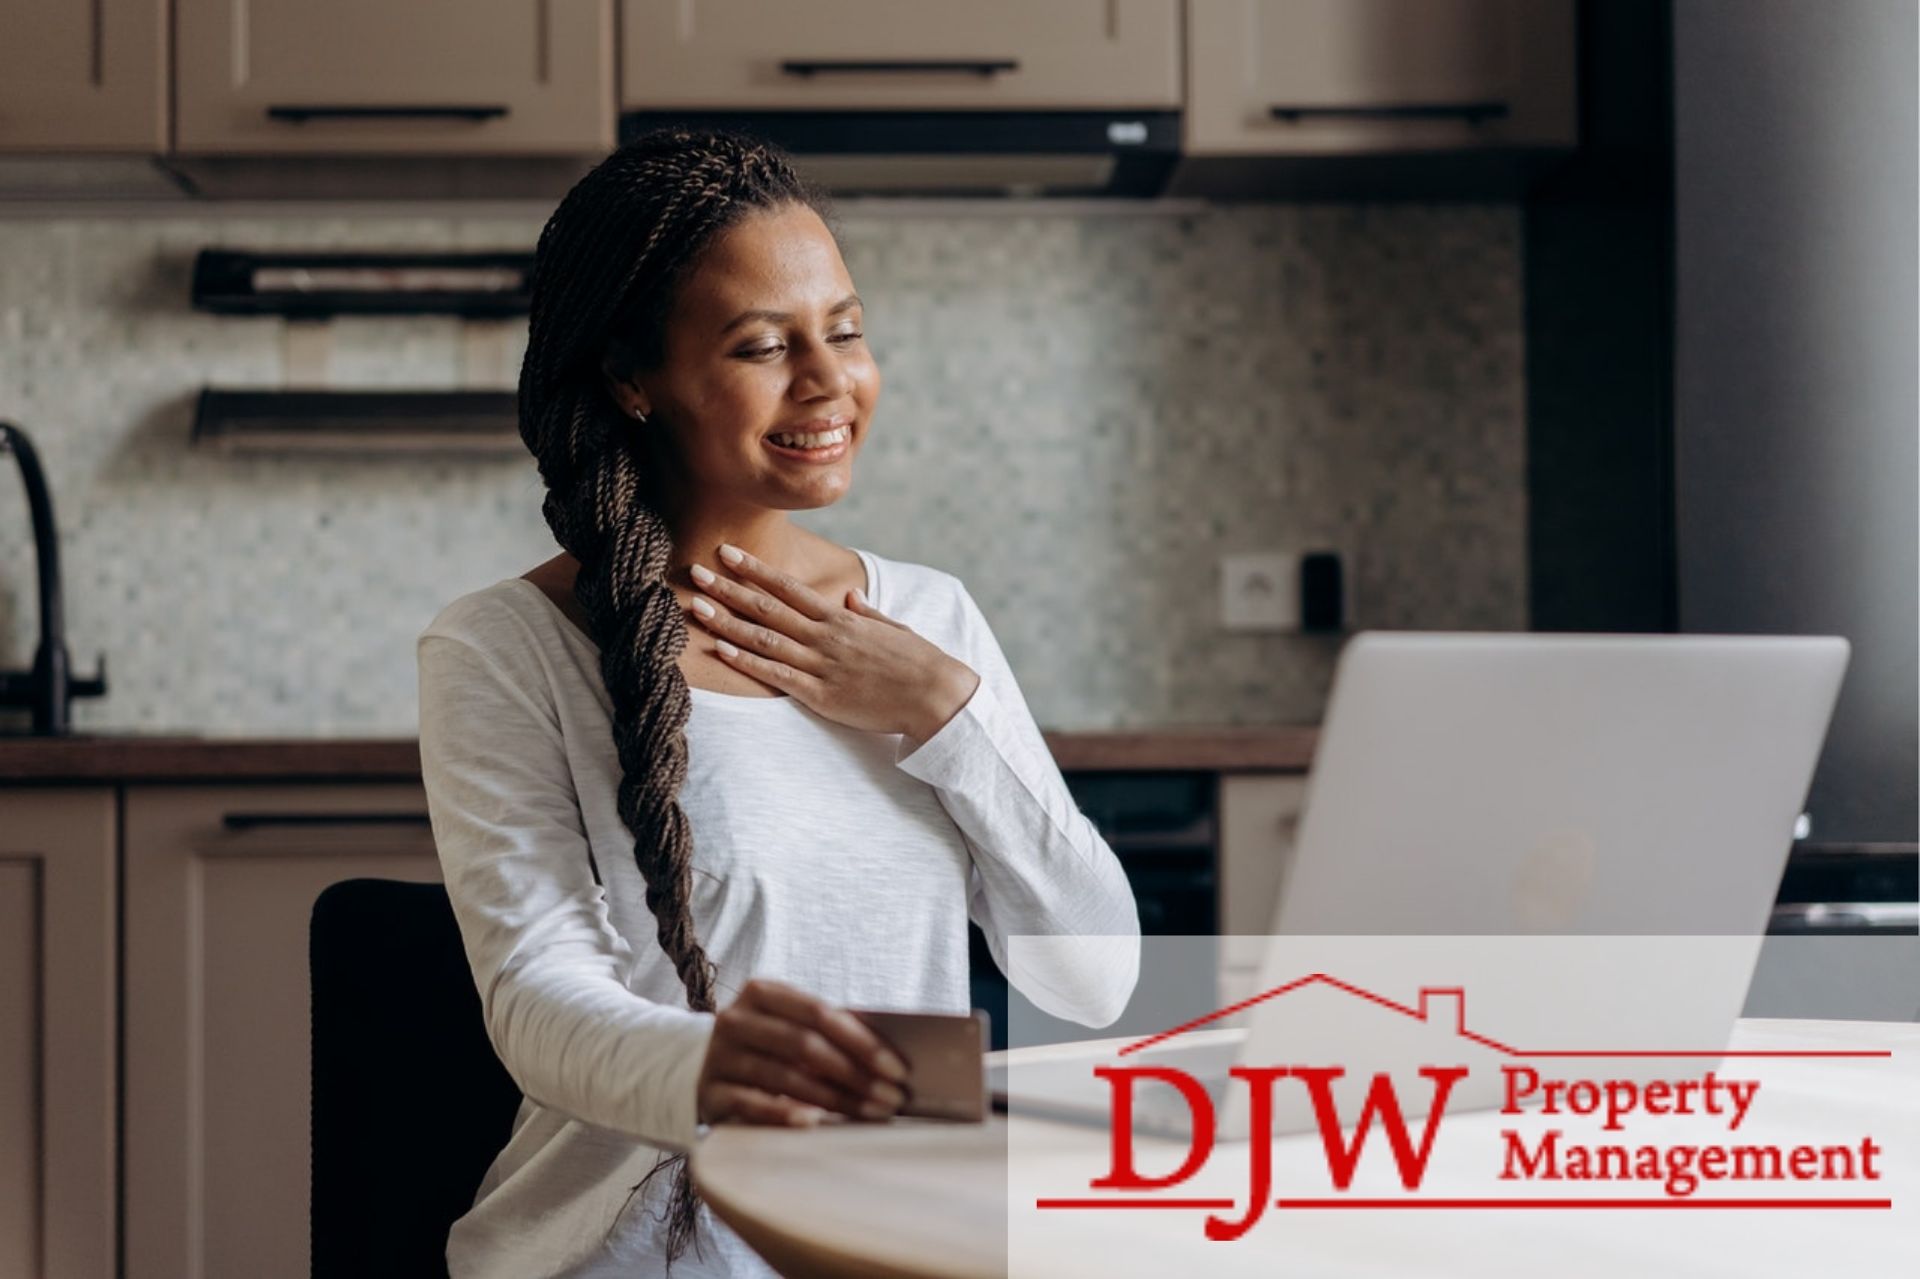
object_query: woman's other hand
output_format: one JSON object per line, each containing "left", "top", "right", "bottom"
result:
{"left": 685, "top": 543, "right": 980, "bottom": 743}
{"left": 696, "top": 977, "right": 913, "bottom": 1127}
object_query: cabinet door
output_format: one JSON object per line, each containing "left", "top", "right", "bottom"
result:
{"left": 124, "top": 784, "right": 441, "bottom": 1279}
{"left": 621, "top": 0, "right": 1180, "bottom": 110}
{"left": 1215, "top": 773, "right": 1308, "bottom": 1018}
{"left": 174, "top": 0, "right": 613, "bottom": 154}
{"left": 1186, "top": 0, "right": 1575, "bottom": 155}
{"left": 0, "top": 788, "right": 116, "bottom": 1279}
{"left": 0, "top": 0, "right": 165, "bottom": 151}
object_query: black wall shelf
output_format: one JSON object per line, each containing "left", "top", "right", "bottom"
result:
{"left": 191, "top": 249, "right": 533, "bottom": 319}
{"left": 192, "top": 389, "right": 520, "bottom": 455}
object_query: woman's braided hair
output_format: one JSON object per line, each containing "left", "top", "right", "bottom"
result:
{"left": 516, "top": 125, "right": 830, "bottom": 1270}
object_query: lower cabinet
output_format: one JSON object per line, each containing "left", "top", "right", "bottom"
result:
{"left": 1215, "top": 773, "right": 1309, "bottom": 1020}
{"left": 0, "top": 787, "right": 117, "bottom": 1279}
{"left": 124, "top": 783, "right": 440, "bottom": 1279}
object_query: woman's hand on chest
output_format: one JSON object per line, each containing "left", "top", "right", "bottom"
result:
{"left": 684, "top": 543, "right": 979, "bottom": 742}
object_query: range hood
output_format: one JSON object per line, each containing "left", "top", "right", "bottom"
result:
{"left": 618, "top": 111, "right": 1182, "bottom": 198}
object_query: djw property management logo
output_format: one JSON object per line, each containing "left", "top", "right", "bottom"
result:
{"left": 1032, "top": 973, "right": 1892, "bottom": 1241}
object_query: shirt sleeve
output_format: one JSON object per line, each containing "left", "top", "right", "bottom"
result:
{"left": 893, "top": 583, "right": 1142, "bottom": 1028}
{"left": 416, "top": 629, "right": 716, "bottom": 1153}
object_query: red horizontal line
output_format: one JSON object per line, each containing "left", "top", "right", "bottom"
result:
{"left": 1035, "top": 1198, "right": 1895, "bottom": 1212}
{"left": 1272, "top": 1199, "right": 1895, "bottom": 1211}
{"left": 1036, "top": 1198, "right": 1236, "bottom": 1210}
{"left": 1517, "top": 1050, "right": 1892, "bottom": 1059}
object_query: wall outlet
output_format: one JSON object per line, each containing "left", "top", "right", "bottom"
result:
{"left": 1220, "top": 551, "right": 1298, "bottom": 632}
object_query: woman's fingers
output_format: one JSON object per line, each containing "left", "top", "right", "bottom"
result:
{"left": 730, "top": 1045, "right": 885, "bottom": 1117}
{"left": 702, "top": 981, "right": 909, "bottom": 1125}
{"left": 722, "top": 1004, "right": 879, "bottom": 1099}
{"left": 690, "top": 560, "right": 822, "bottom": 642}
{"left": 702, "top": 1080, "right": 834, "bottom": 1127}
{"left": 688, "top": 595, "right": 826, "bottom": 676}
{"left": 743, "top": 978, "right": 912, "bottom": 1086}
{"left": 709, "top": 636, "right": 824, "bottom": 700}
{"left": 705, "top": 1041, "right": 900, "bottom": 1123}
{"left": 714, "top": 543, "right": 832, "bottom": 621}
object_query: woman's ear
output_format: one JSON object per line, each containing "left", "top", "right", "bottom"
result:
{"left": 600, "top": 364, "right": 652, "bottom": 423}
{"left": 599, "top": 333, "right": 656, "bottom": 421}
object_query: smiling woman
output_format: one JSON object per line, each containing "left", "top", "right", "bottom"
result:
{"left": 604, "top": 201, "right": 878, "bottom": 562}
{"left": 414, "top": 128, "right": 1142, "bottom": 1279}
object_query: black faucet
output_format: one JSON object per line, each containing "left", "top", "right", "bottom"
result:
{"left": 0, "top": 422, "right": 106, "bottom": 734}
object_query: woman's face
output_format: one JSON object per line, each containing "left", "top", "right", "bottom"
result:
{"left": 621, "top": 202, "right": 879, "bottom": 513}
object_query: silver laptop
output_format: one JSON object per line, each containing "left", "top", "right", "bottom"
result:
{"left": 990, "top": 632, "right": 1851, "bottom": 1137}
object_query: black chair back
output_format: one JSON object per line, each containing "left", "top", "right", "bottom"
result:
{"left": 310, "top": 878, "right": 522, "bottom": 1279}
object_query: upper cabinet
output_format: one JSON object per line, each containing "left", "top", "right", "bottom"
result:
{"left": 620, "top": 0, "right": 1181, "bottom": 110}
{"left": 1185, "top": 0, "right": 1576, "bottom": 155}
{"left": 0, "top": 0, "right": 166, "bottom": 151}
{"left": 173, "top": 0, "right": 615, "bottom": 155}
{"left": 2, "top": 1, "right": 1577, "bottom": 188}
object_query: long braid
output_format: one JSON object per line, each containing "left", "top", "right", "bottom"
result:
{"left": 516, "top": 126, "right": 829, "bottom": 1272}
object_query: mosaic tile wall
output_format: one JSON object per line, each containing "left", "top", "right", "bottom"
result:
{"left": 0, "top": 201, "right": 1524, "bottom": 736}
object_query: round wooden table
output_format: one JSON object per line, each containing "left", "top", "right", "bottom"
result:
{"left": 691, "top": 1112, "right": 1009, "bottom": 1279}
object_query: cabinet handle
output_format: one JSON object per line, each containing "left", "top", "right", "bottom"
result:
{"left": 1267, "top": 101, "right": 1508, "bottom": 125}
{"left": 203, "top": 811, "right": 437, "bottom": 859}
{"left": 779, "top": 59, "right": 1019, "bottom": 78}
{"left": 265, "top": 104, "right": 511, "bottom": 123}
{"left": 221, "top": 812, "right": 432, "bottom": 831}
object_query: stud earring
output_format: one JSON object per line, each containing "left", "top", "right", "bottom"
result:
{"left": 632, "top": 407, "right": 649, "bottom": 426}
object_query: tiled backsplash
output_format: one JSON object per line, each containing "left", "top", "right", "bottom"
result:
{"left": 0, "top": 202, "right": 1523, "bottom": 735}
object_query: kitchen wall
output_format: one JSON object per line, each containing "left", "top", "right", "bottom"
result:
{"left": 0, "top": 201, "right": 1524, "bottom": 735}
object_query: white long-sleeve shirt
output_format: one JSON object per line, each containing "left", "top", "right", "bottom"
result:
{"left": 415, "top": 545, "right": 1142, "bottom": 1279}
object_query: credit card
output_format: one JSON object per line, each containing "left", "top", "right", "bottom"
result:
{"left": 847, "top": 1008, "right": 991, "bottom": 1122}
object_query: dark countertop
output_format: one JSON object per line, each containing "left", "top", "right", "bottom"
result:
{"left": 0, "top": 726, "right": 1318, "bottom": 783}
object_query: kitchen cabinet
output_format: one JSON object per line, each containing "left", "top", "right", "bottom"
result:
{"left": 1185, "top": 0, "right": 1576, "bottom": 155}
{"left": 173, "top": 0, "right": 615, "bottom": 155}
{"left": 620, "top": 0, "right": 1181, "bottom": 110}
{"left": 0, "top": 0, "right": 166, "bottom": 151}
{"left": 123, "top": 783, "right": 440, "bottom": 1279}
{"left": 1215, "top": 773, "right": 1308, "bottom": 1019}
{"left": 0, "top": 788, "right": 117, "bottom": 1279}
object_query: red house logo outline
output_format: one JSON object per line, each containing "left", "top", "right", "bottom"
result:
{"left": 1116, "top": 971, "right": 1896, "bottom": 1061}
